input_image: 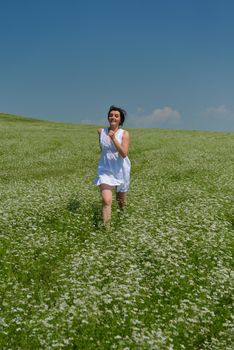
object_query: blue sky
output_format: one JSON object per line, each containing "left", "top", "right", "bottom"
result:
{"left": 1, "top": 0, "right": 234, "bottom": 131}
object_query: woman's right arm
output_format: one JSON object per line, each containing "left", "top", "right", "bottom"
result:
{"left": 97, "top": 128, "right": 102, "bottom": 151}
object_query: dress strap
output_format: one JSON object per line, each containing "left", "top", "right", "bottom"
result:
{"left": 117, "top": 128, "right": 124, "bottom": 138}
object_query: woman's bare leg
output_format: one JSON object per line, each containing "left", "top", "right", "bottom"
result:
{"left": 116, "top": 191, "right": 127, "bottom": 210}
{"left": 100, "top": 184, "right": 113, "bottom": 224}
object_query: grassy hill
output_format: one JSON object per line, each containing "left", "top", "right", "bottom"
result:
{"left": 0, "top": 113, "right": 233, "bottom": 349}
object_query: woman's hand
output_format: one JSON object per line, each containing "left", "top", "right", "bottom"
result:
{"left": 108, "top": 130, "right": 115, "bottom": 139}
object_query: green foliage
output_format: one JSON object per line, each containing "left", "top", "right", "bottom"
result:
{"left": 0, "top": 113, "right": 233, "bottom": 349}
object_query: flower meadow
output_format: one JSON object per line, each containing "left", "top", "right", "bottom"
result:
{"left": 0, "top": 113, "right": 233, "bottom": 349}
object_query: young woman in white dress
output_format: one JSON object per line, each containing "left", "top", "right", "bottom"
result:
{"left": 94, "top": 106, "right": 131, "bottom": 224}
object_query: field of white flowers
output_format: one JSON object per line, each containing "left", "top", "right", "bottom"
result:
{"left": 0, "top": 113, "right": 233, "bottom": 349}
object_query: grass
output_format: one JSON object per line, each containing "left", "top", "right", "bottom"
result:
{"left": 0, "top": 113, "right": 233, "bottom": 349}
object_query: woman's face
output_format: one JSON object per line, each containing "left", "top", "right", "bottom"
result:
{"left": 108, "top": 110, "right": 121, "bottom": 128}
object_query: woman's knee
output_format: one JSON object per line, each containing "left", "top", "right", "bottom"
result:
{"left": 100, "top": 185, "right": 113, "bottom": 206}
{"left": 102, "top": 195, "right": 112, "bottom": 207}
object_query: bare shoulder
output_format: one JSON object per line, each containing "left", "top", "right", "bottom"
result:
{"left": 122, "top": 130, "right": 130, "bottom": 146}
{"left": 123, "top": 130, "right": 130, "bottom": 138}
{"left": 97, "top": 128, "right": 103, "bottom": 135}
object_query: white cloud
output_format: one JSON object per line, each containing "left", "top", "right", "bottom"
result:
{"left": 146, "top": 107, "right": 181, "bottom": 123}
{"left": 204, "top": 105, "right": 229, "bottom": 115}
{"left": 128, "top": 106, "right": 181, "bottom": 128}
{"left": 202, "top": 105, "right": 234, "bottom": 122}
{"left": 136, "top": 106, "right": 144, "bottom": 114}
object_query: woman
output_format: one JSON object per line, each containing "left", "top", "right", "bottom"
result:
{"left": 94, "top": 105, "right": 131, "bottom": 224}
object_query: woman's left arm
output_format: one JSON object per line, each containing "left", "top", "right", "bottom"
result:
{"left": 109, "top": 130, "right": 129, "bottom": 158}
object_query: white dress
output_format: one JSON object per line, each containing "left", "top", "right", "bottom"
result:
{"left": 93, "top": 128, "right": 131, "bottom": 192}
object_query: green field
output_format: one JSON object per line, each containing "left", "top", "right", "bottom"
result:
{"left": 0, "top": 113, "right": 233, "bottom": 349}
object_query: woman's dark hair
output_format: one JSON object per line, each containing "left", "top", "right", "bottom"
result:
{"left": 108, "top": 105, "right": 127, "bottom": 126}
